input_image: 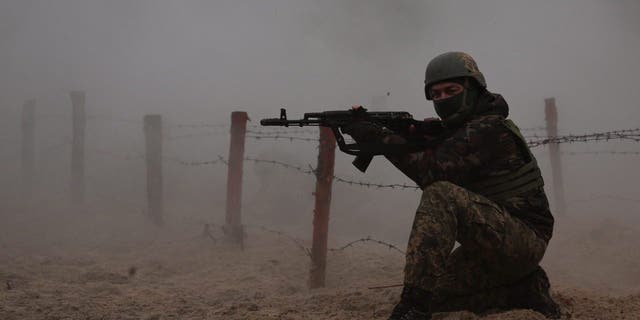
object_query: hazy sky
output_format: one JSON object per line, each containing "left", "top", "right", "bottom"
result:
{"left": 1, "top": 1, "right": 639, "bottom": 225}
{"left": 1, "top": 0, "right": 639, "bottom": 131}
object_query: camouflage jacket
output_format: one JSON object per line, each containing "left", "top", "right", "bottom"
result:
{"left": 383, "top": 93, "right": 554, "bottom": 242}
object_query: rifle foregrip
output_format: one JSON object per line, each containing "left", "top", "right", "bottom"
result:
{"left": 352, "top": 155, "right": 373, "bottom": 173}
{"left": 260, "top": 118, "right": 284, "bottom": 126}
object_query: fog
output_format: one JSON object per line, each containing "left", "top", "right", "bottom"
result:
{"left": 1, "top": 1, "right": 640, "bottom": 319}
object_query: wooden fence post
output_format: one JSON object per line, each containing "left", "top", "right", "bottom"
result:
{"left": 144, "top": 115, "right": 163, "bottom": 225}
{"left": 225, "top": 111, "right": 248, "bottom": 247}
{"left": 21, "top": 99, "right": 36, "bottom": 201}
{"left": 309, "top": 127, "right": 336, "bottom": 288}
{"left": 545, "top": 97, "right": 566, "bottom": 216}
{"left": 70, "top": 91, "right": 86, "bottom": 207}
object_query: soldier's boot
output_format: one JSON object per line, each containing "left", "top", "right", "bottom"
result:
{"left": 388, "top": 286, "right": 432, "bottom": 320}
{"left": 507, "top": 266, "right": 561, "bottom": 319}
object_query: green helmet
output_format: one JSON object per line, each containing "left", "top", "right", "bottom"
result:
{"left": 424, "top": 51, "right": 486, "bottom": 100}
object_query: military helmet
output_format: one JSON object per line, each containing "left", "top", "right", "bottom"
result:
{"left": 424, "top": 51, "right": 486, "bottom": 100}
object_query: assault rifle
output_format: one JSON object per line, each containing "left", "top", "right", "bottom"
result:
{"left": 260, "top": 108, "right": 445, "bottom": 172}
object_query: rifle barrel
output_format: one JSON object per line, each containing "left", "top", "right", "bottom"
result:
{"left": 259, "top": 118, "right": 320, "bottom": 126}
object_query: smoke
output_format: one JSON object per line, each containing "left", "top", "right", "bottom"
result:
{"left": 0, "top": 2, "right": 639, "bottom": 309}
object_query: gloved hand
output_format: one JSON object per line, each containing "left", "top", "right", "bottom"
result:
{"left": 341, "top": 120, "right": 390, "bottom": 143}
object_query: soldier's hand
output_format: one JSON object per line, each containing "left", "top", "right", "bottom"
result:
{"left": 343, "top": 105, "right": 375, "bottom": 139}
{"left": 409, "top": 117, "right": 440, "bottom": 133}
{"left": 381, "top": 134, "right": 407, "bottom": 145}
{"left": 341, "top": 121, "right": 386, "bottom": 141}
{"left": 349, "top": 105, "right": 368, "bottom": 120}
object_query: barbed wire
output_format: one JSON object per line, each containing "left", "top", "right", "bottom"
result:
{"left": 181, "top": 126, "right": 640, "bottom": 147}
{"left": 243, "top": 156, "right": 314, "bottom": 173}
{"left": 247, "top": 225, "right": 312, "bottom": 257}
{"left": 67, "top": 126, "right": 640, "bottom": 194}
{"left": 245, "top": 135, "right": 320, "bottom": 143}
{"left": 329, "top": 236, "right": 405, "bottom": 255}
{"left": 166, "top": 123, "right": 229, "bottom": 129}
{"left": 162, "top": 155, "right": 228, "bottom": 166}
{"left": 246, "top": 225, "right": 405, "bottom": 258}
{"left": 244, "top": 156, "right": 421, "bottom": 190}
{"left": 562, "top": 150, "right": 640, "bottom": 156}
{"left": 525, "top": 128, "right": 640, "bottom": 140}
{"left": 332, "top": 176, "right": 420, "bottom": 190}
{"left": 172, "top": 123, "right": 544, "bottom": 134}
{"left": 164, "top": 131, "right": 228, "bottom": 141}
{"left": 170, "top": 123, "right": 542, "bottom": 134}
{"left": 246, "top": 128, "right": 318, "bottom": 136}
{"left": 164, "top": 154, "right": 420, "bottom": 190}
{"left": 68, "top": 116, "right": 640, "bottom": 150}
{"left": 526, "top": 128, "right": 640, "bottom": 148}
{"left": 88, "top": 119, "right": 548, "bottom": 134}
{"left": 247, "top": 127, "right": 640, "bottom": 148}
{"left": 523, "top": 134, "right": 549, "bottom": 140}
{"left": 164, "top": 130, "right": 320, "bottom": 142}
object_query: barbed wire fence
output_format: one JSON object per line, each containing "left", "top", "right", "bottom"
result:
{"left": 525, "top": 128, "right": 640, "bottom": 147}
{"left": 27, "top": 119, "right": 639, "bottom": 218}
{"left": 6, "top": 101, "right": 640, "bottom": 288}
{"left": 562, "top": 150, "right": 640, "bottom": 156}
{"left": 158, "top": 122, "right": 640, "bottom": 148}
{"left": 201, "top": 222, "right": 406, "bottom": 259}
{"left": 67, "top": 120, "right": 640, "bottom": 257}
{"left": 16, "top": 116, "right": 640, "bottom": 202}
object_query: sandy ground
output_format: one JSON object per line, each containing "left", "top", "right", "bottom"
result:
{"left": 1, "top": 211, "right": 640, "bottom": 320}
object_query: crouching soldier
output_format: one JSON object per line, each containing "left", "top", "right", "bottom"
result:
{"left": 344, "top": 52, "right": 561, "bottom": 319}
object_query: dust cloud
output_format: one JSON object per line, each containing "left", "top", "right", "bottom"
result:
{"left": 1, "top": 1, "right": 640, "bottom": 319}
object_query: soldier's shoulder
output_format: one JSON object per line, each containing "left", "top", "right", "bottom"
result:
{"left": 469, "top": 114, "right": 506, "bottom": 124}
{"left": 466, "top": 114, "right": 507, "bottom": 131}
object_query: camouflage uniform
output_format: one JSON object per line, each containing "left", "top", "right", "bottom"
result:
{"left": 407, "top": 181, "right": 547, "bottom": 309}
{"left": 383, "top": 92, "right": 555, "bottom": 311}
{"left": 346, "top": 52, "right": 558, "bottom": 319}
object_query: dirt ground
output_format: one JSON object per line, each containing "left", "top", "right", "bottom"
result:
{"left": 1, "top": 210, "right": 640, "bottom": 320}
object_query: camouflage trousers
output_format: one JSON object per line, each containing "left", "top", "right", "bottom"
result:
{"left": 404, "top": 181, "right": 548, "bottom": 308}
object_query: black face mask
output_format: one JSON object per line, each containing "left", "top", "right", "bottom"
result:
{"left": 432, "top": 80, "right": 481, "bottom": 127}
{"left": 434, "top": 92, "right": 465, "bottom": 120}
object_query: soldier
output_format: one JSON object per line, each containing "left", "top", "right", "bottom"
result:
{"left": 344, "top": 52, "right": 560, "bottom": 319}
